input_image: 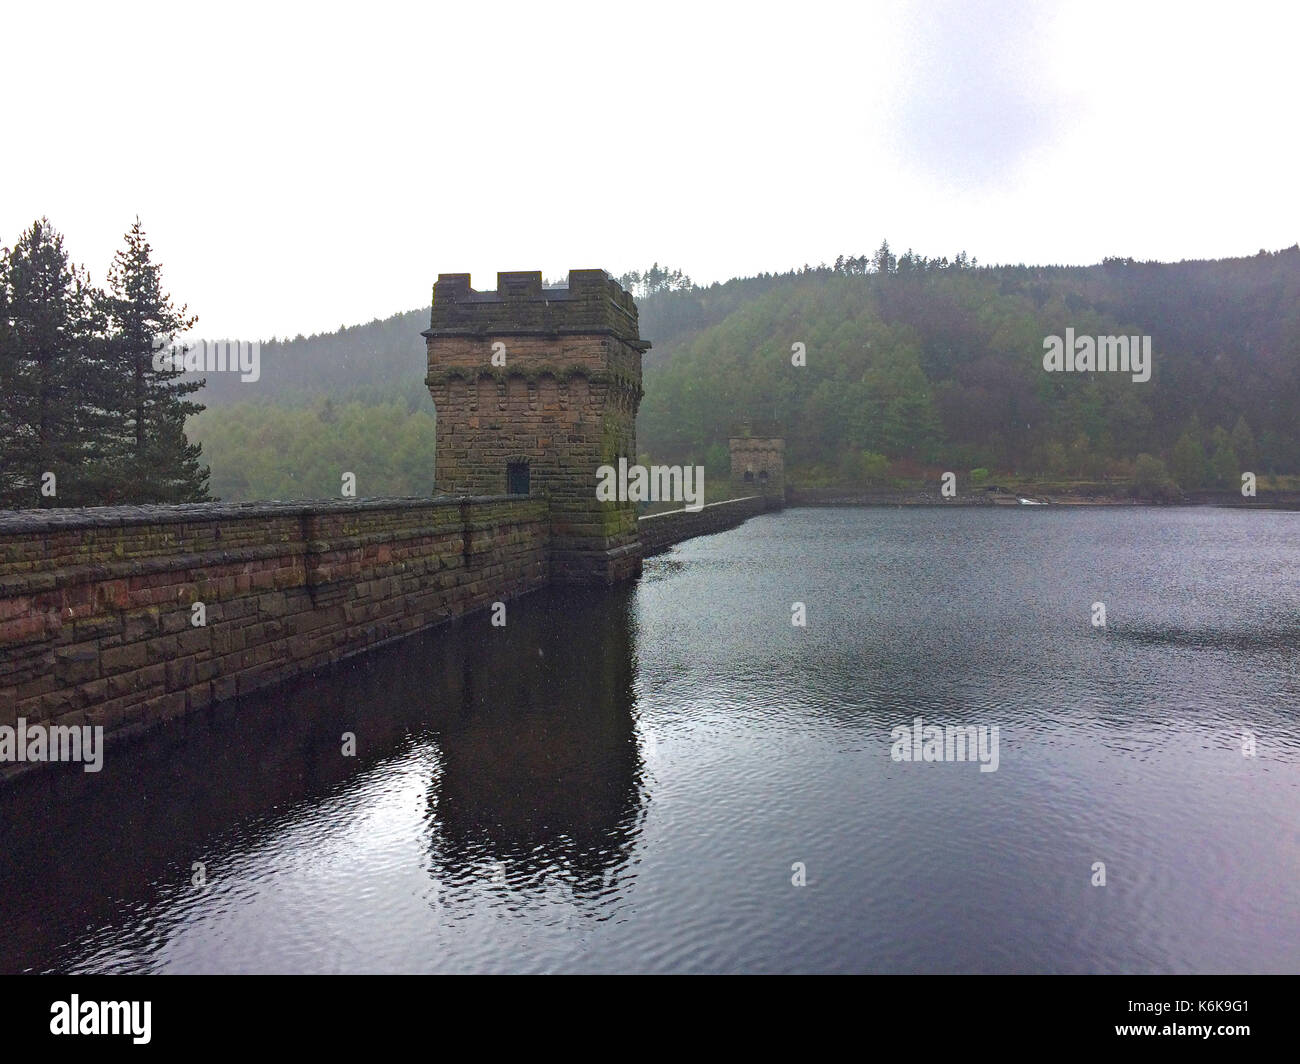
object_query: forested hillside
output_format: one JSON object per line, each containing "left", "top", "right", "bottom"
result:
{"left": 637, "top": 247, "right": 1300, "bottom": 491}
{"left": 192, "top": 309, "right": 429, "bottom": 410}
{"left": 186, "top": 246, "right": 1300, "bottom": 500}
{"left": 184, "top": 312, "right": 435, "bottom": 501}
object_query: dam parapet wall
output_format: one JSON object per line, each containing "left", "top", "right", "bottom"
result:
{"left": 637, "top": 496, "right": 771, "bottom": 556}
{"left": 0, "top": 496, "right": 549, "bottom": 771}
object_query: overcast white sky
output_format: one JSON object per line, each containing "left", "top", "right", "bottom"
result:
{"left": 3, "top": 0, "right": 1297, "bottom": 339}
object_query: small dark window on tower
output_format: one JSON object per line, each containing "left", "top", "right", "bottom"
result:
{"left": 507, "top": 461, "right": 530, "bottom": 495}
{"left": 744, "top": 471, "right": 755, "bottom": 482}
{"left": 759, "top": 470, "right": 769, "bottom": 483}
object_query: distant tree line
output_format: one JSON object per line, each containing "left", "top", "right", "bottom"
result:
{"left": 634, "top": 242, "right": 1300, "bottom": 492}
{"left": 16, "top": 232, "right": 1291, "bottom": 506}
{"left": 182, "top": 242, "right": 1300, "bottom": 502}
{"left": 0, "top": 218, "right": 209, "bottom": 508}
{"left": 616, "top": 263, "right": 694, "bottom": 300}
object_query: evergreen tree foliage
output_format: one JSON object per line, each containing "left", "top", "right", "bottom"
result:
{"left": 0, "top": 219, "right": 106, "bottom": 507}
{"left": 102, "top": 219, "right": 210, "bottom": 502}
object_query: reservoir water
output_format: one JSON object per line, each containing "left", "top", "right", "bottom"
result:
{"left": 2, "top": 506, "right": 1298, "bottom": 973}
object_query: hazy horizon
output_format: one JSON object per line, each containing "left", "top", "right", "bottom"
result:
{"left": 2, "top": 0, "right": 1297, "bottom": 340}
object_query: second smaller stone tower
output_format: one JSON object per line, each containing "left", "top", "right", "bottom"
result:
{"left": 729, "top": 420, "right": 785, "bottom": 503}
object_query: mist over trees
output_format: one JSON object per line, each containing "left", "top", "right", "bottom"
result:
{"left": 192, "top": 398, "right": 435, "bottom": 502}
{"left": 187, "top": 245, "right": 1300, "bottom": 501}
{"left": 634, "top": 244, "right": 1300, "bottom": 491}
{"left": 179, "top": 309, "right": 435, "bottom": 502}
{"left": 5, "top": 234, "right": 1297, "bottom": 505}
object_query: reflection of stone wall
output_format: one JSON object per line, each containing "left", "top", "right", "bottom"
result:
{"left": 431, "top": 587, "right": 642, "bottom": 885}
{"left": 0, "top": 630, "right": 443, "bottom": 971}
{"left": 0, "top": 585, "right": 645, "bottom": 969}
{"left": 0, "top": 496, "right": 548, "bottom": 775}
{"left": 424, "top": 271, "right": 648, "bottom": 585}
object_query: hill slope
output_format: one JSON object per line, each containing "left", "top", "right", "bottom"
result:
{"left": 188, "top": 247, "right": 1300, "bottom": 500}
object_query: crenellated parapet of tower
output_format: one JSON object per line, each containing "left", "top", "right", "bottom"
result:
{"left": 426, "top": 270, "right": 644, "bottom": 340}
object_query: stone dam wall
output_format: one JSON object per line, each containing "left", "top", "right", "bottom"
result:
{"left": 0, "top": 494, "right": 773, "bottom": 773}
{"left": 0, "top": 497, "right": 549, "bottom": 772}
{"left": 638, "top": 496, "right": 771, "bottom": 556}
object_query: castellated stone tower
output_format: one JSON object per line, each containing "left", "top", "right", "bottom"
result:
{"left": 423, "top": 270, "right": 648, "bottom": 585}
{"left": 729, "top": 420, "right": 786, "bottom": 502}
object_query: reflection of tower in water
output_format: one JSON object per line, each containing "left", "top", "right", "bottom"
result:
{"left": 426, "top": 585, "right": 646, "bottom": 897}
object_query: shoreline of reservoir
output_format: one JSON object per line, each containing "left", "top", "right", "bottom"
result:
{"left": 786, "top": 489, "right": 1300, "bottom": 509}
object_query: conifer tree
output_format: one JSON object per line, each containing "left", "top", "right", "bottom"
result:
{"left": 103, "top": 219, "right": 210, "bottom": 502}
{"left": 0, "top": 219, "right": 107, "bottom": 508}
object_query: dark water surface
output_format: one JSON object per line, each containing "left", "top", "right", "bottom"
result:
{"left": 2, "top": 506, "right": 1298, "bottom": 973}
